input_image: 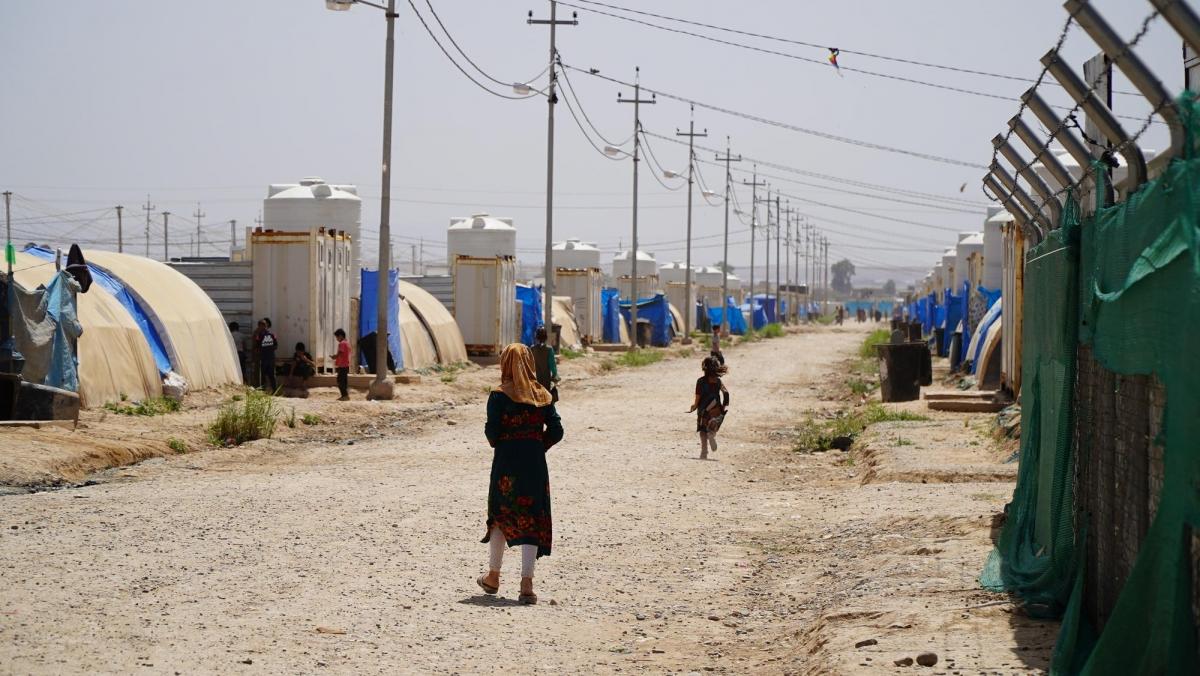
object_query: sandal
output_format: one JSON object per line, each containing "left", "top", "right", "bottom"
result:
{"left": 476, "top": 575, "right": 499, "bottom": 595}
{"left": 518, "top": 591, "right": 538, "bottom": 605}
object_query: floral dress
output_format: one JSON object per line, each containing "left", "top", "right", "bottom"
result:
{"left": 695, "top": 376, "right": 729, "bottom": 433}
{"left": 482, "top": 391, "right": 564, "bottom": 558}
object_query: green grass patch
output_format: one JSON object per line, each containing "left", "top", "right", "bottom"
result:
{"left": 284, "top": 407, "right": 297, "bottom": 429}
{"left": 440, "top": 373, "right": 458, "bottom": 383}
{"left": 104, "top": 396, "right": 181, "bottom": 416}
{"left": 815, "top": 314, "right": 834, "bottom": 325}
{"left": 599, "top": 359, "right": 617, "bottom": 372}
{"left": 616, "top": 349, "right": 665, "bottom": 368}
{"left": 558, "top": 347, "right": 584, "bottom": 360}
{"left": 301, "top": 413, "right": 322, "bottom": 426}
{"left": 208, "top": 389, "right": 280, "bottom": 446}
{"left": 859, "top": 328, "right": 892, "bottom": 359}
{"left": 166, "top": 437, "right": 187, "bottom": 454}
{"left": 740, "top": 328, "right": 763, "bottom": 343}
{"left": 761, "top": 323, "right": 785, "bottom": 338}
{"left": 848, "top": 378, "right": 873, "bottom": 396}
{"left": 794, "top": 403, "right": 929, "bottom": 452}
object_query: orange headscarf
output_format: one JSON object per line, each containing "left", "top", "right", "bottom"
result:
{"left": 494, "top": 343, "right": 554, "bottom": 407}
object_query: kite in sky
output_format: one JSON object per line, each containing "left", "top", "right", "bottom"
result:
{"left": 828, "top": 48, "right": 842, "bottom": 76}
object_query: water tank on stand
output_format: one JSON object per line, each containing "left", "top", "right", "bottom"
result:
{"left": 447, "top": 214, "right": 517, "bottom": 262}
{"left": 263, "top": 177, "right": 362, "bottom": 293}
{"left": 611, "top": 249, "right": 658, "bottom": 278}
{"left": 552, "top": 238, "right": 601, "bottom": 270}
{"left": 955, "top": 233, "right": 984, "bottom": 290}
{"left": 659, "top": 261, "right": 692, "bottom": 284}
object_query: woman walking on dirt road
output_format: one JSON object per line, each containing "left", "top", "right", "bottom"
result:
{"left": 690, "top": 355, "right": 729, "bottom": 460}
{"left": 477, "top": 343, "right": 563, "bottom": 605}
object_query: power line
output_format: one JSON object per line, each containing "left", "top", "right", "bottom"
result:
{"left": 557, "top": 61, "right": 632, "bottom": 148}
{"left": 404, "top": 0, "right": 541, "bottom": 101}
{"left": 563, "top": 63, "right": 987, "bottom": 169}
{"left": 560, "top": 0, "right": 1145, "bottom": 98}
{"left": 421, "top": 0, "right": 545, "bottom": 89}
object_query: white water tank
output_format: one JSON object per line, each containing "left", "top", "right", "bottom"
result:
{"left": 447, "top": 214, "right": 517, "bottom": 263}
{"left": 552, "top": 238, "right": 601, "bottom": 270}
{"left": 983, "top": 209, "right": 1011, "bottom": 290}
{"left": 611, "top": 249, "right": 658, "bottom": 278}
{"left": 940, "top": 250, "right": 957, "bottom": 292}
{"left": 955, "top": 232, "right": 984, "bottom": 289}
{"left": 264, "top": 177, "right": 362, "bottom": 290}
{"left": 659, "top": 261, "right": 694, "bottom": 284}
{"left": 694, "top": 266, "right": 725, "bottom": 287}
{"left": 725, "top": 271, "right": 742, "bottom": 289}
{"left": 932, "top": 261, "right": 945, "bottom": 297}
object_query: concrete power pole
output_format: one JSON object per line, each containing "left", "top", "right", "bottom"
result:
{"left": 823, "top": 237, "right": 830, "bottom": 316}
{"left": 742, "top": 169, "right": 765, "bottom": 309}
{"left": 162, "top": 211, "right": 171, "bottom": 262}
{"left": 774, "top": 197, "right": 781, "bottom": 324}
{"left": 676, "top": 105, "right": 706, "bottom": 342}
{"left": 784, "top": 206, "right": 791, "bottom": 324}
{"left": 142, "top": 195, "right": 155, "bottom": 258}
{"left": 715, "top": 138, "right": 741, "bottom": 335}
{"left": 529, "top": 1, "right": 578, "bottom": 336}
{"left": 193, "top": 203, "right": 206, "bottom": 257}
{"left": 115, "top": 205, "right": 124, "bottom": 253}
{"left": 229, "top": 220, "right": 237, "bottom": 257}
{"left": 617, "top": 67, "right": 655, "bottom": 346}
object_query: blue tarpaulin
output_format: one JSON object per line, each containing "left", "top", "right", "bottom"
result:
{"left": 515, "top": 284, "right": 543, "bottom": 346}
{"left": 751, "top": 294, "right": 777, "bottom": 324}
{"left": 741, "top": 300, "right": 768, "bottom": 330}
{"left": 23, "top": 245, "right": 173, "bottom": 376}
{"left": 707, "top": 297, "right": 747, "bottom": 335}
{"left": 360, "top": 269, "right": 404, "bottom": 371}
{"left": 40, "top": 270, "right": 83, "bottom": 392}
{"left": 619, "top": 293, "right": 672, "bottom": 347}
{"left": 969, "top": 297, "right": 1003, "bottom": 374}
{"left": 601, "top": 287, "right": 621, "bottom": 343}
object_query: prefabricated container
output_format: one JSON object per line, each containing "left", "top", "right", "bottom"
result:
{"left": 616, "top": 274, "right": 661, "bottom": 301}
{"left": 453, "top": 255, "right": 518, "bottom": 356}
{"left": 448, "top": 214, "right": 516, "bottom": 264}
{"left": 1000, "top": 219, "right": 1026, "bottom": 398}
{"left": 664, "top": 281, "right": 694, "bottom": 331}
{"left": 264, "top": 178, "right": 361, "bottom": 292}
{"left": 555, "top": 268, "right": 603, "bottom": 343}
{"left": 252, "top": 228, "right": 353, "bottom": 369}
{"left": 552, "top": 238, "right": 602, "bottom": 270}
{"left": 983, "top": 208, "right": 1010, "bottom": 290}
{"left": 726, "top": 272, "right": 743, "bottom": 304}
{"left": 956, "top": 232, "right": 984, "bottom": 290}
{"left": 612, "top": 249, "right": 658, "bottom": 279}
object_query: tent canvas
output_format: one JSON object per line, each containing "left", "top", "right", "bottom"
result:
{"left": 667, "top": 303, "right": 684, "bottom": 338}
{"left": 707, "top": 296, "right": 747, "bottom": 335}
{"left": 618, "top": 293, "right": 672, "bottom": 347}
{"left": 24, "top": 246, "right": 172, "bottom": 376}
{"left": 398, "top": 280, "right": 467, "bottom": 364}
{"left": 8, "top": 251, "right": 160, "bottom": 407}
{"left": 86, "top": 251, "right": 241, "bottom": 390}
{"left": 398, "top": 298, "right": 438, "bottom": 369}
{"left": 551, "top": 296, "right": 581, "bottom": 349}
{"left": 600, "top": 287, "right": 622, "bottom": 343}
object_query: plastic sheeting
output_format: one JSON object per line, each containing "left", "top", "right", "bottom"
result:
{"left": 86, "top": 251, "right": 241, "bottom": 390}
{"left": 23, "top": 246, "right": 172, "bottom": 375}
{"left": 398, "top": 280, "right": 468, "bottom": 364}
{"left": 742, "top": 300, "right": 768, "bottom": 330}
{"left": 619, "top": 293, "right": 672, "bottom": 347}
{"left": 601, "top": 287, "right": 621, "bottom": 343}
{"left": 40, "top": 271, "right": 83, "bottom": 392}
{"left": 515, "top": 284, "right": 544, "bottom": 346}
{"left": 552, "top": 296, "right": 581, "bottom": 349}
{"left": 751, "top": 294, "right": 777, "bottom": 323}
{"left": 360, "top": 269, "right": 404, "bottom": 371}
{"left": 9, "top": 251, "right": 161, "bottom": 407}
{"left": 708, "top": 297, "right": 747, "bottom": 335}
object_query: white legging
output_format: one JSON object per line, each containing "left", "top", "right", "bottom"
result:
{"left": 488, "top": 526, "right": 537, "bottom": 578}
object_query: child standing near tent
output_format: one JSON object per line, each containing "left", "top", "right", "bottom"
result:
{"left": 689, "top": 355, "right": 729, "bottom": 460}
{"left": 333, "top": 328, "right": 351, "bottom": 401}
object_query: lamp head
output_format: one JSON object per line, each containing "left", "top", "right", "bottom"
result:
{"left": 326, "top": 0, "right": 354, "bottom": 10}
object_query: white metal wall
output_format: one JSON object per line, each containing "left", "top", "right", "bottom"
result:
{"left": 453, "top": 256, "right": 517, "bottom": 356}
{"left": 556, "top": 268, "right": 602, "bottom": 342}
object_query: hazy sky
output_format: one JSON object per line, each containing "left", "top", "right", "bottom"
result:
{"left": 1, "top": 1, "right": 1186, "bottom": 286}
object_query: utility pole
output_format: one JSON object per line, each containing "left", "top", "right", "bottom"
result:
{"left": 783, "top": 206, "right": 791, "bottom": 324}
{"left": 193, "top": 203, "right": 205, "bottom": 258}
{"left": 2, "top": 190, "right": 15, "bottom": 370}
{"left": 775, "top": 196, "right": 782, "bottom": 324}
{"left": 742, "top": 168, "right": 765, "bottom": 314}
{"left": 229, "top": 219, "right": 237, "bottom": 257}
{"left": 793, "top": 216, "right": 801, "bottom": 323}
{"left": 411, "top": 244, "right": 417, "bottom": 274}
{"left": 529, "top": 1, "right": 578, "bottom": 337}
{"left": 142, "top": 195, "right": 155, "bottom": 258}
{"left": 715, "top": 138, "right": 741, "bottom": 335}
{"left": 823, "top": 237, "right": 830, "bottom": 316}
{"left": 617, "top": 67, "right": 654, "bottom": 346}
{"left": 162, "top": 211, "right": 171, "bottom": 262}
{"left": 115, "top": 205, "right": 124, "bottom": 253}
{"left": 676, "top": 104, "right": 706, "bottom": 342}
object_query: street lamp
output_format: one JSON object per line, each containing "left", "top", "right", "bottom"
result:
{"left": 701, "top": 189, "right": 718, "bottom": 199}
{"left": 662, "top": 169, "right": 684, "bottom": 180}
{"left": 603, "top": 145, "right": 626, "bottom": 157}
{"left": 326, "top": 0, "right": 396, "bottom": 400}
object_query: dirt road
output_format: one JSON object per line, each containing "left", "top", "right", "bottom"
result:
{"left": 0, "top": 327, "right": 1049, "bottom": 674}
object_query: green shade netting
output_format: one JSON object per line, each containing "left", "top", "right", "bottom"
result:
{"left": 981, "top": 92, "right": 1200, "bottom": 675}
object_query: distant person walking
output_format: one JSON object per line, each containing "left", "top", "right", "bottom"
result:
{"left": 529, "top": 326, "right": 559, "bottom": 403}
{"left": 256, "top": 319, "right": 278, "bottom": 393}
{"left": 334, "top": 328, "right": 351, "bottom": 401}
{"left": 477, "top": 343, "right": 563, "bottom": 605}
{"left": 690, "top": 355, "right": 729, "bottom": 460}
{"left": 709, "top": 324, "right": 725, "bottom": 366}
